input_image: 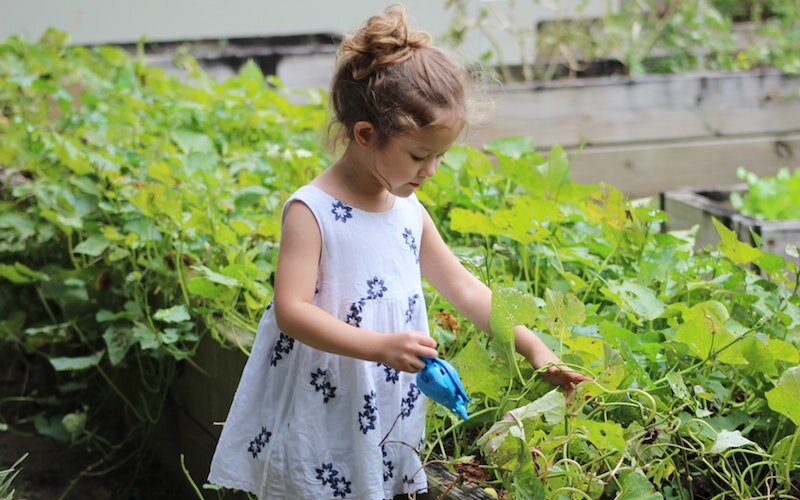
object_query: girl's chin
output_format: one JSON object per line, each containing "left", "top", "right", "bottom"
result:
{"left": 389, "top": 186, "right": 417, "bottom": 198}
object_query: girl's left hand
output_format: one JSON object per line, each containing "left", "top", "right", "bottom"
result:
{"left": 540, "top": 365, "right": 592, "bottom": 399}
{"left": 513, "top": 325, "right": 592, "bottom": 400}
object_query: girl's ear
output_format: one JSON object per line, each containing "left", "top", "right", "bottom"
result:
{"left": 353, "top": 121, "right": 375, "bottom": 148}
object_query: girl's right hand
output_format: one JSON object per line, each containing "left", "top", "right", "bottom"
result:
{"left": 377, "top": 332, "right": 438, "bottom": 373}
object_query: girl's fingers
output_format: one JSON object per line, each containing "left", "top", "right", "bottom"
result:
{"left": 407, "top": 356, "right": 426, "bottom": 372}
{"left": 419, "top": 334, "right": 437, "bottom": 349}
{"left": 421, "top": 347, "right": 439, "bottom": 359}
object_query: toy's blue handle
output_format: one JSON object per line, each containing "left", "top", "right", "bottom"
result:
{"left": 416, "top": 357, "right": 470, "bottom": 421}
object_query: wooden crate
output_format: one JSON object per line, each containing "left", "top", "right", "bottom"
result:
{"left": 660, "top": 185, "right": 800, "bottom": 262}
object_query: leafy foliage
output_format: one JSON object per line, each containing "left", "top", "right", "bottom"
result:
{"left": 422, "top": 136, "right": 800, "bottom": 498}
{"left": 0, "top": 453, "right": 27, "bottom": 500}
{"left": 444, "top": 0, "right": 800, "bottom": 81}
{"left": 0, "top": 29, "right": 327, "bottom": 459}
{"left": 731, "top": 167, "right": 800, "bottom": 220}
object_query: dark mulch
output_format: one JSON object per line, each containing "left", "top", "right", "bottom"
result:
{"left": 0, "top": 431, "right": 194, "bottom": 500}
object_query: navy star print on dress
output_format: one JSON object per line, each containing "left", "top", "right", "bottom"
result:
{"left": 331, "top": 200, "right": 353, "bottom": 223}
{"left": 270, "top": 332, "right": 295, "bottom": 366}
{"left": 366, "top": 277, "right": 387, "bottom": 299}
{"left": 316, "top": 463, "right": 352, "bottom": 498}
{"left": 400, "top": 383, "right": 421, "bottom": 419}
{"left": 345, "top": 298, "right": 365, "bottom": 327}
{"left": 344, "top": 276, "right": 389, "bottom": 327}
{"left": 403, "top": 228, "right": 419, "bottom": 263}
{"left": 310, "top": 368, "right": 337, "bottom": 403}
{"left": 404, "top": 294, "right": 419, "bottom": 324}
{"left": 377, "top": 362, "right": 400, "bottom": 383}
{"left": 382, "top": 447, "right": 394, "bottom": 482}
{"left": 358, "top": 391, "right": 378, "bottom": 434}
{"left": 247, "top": 426, "right": 272, "bottom": 458}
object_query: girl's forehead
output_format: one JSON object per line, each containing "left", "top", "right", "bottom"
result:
{"left": 402, "top": 121, "right": 464, "bottom": 150}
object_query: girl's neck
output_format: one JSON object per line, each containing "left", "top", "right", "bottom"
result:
{"left": 313, "top": 144, "right": 395, "bottom": 212}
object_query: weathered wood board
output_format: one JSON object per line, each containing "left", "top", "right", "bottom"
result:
{"left": 469, "top": 71, "right": 800, "bottom": 149}
{"left": 568, "top": 133, "right": 800, "bottom": 198}
{"left": 464, "top": 71, "right": 800, "bottom": 197}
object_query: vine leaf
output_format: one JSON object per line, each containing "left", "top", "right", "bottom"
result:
{"left": 103, "top": 326, "right": 134, "bottom": 366}
{"left": 544, "top": 289, "right": 585, "bottom": 355}
{"left": 48, "top": 351, "right": 104, "bottom": 371}
{"left": 674, "top": 301, "right": 745, "bottom": 364}
{"left": 603, "top": 281, "right": 665, "bottom": 323}
{"left": 574, "top": 418, "right": 625, "bottom": 452}
{"left": 73, "top": 234, "right": 109, "bottom": 257}
{"left": 617, "top": 469, "right": 662, "bottom": 500}
{"left": 485, "top": 135, "right": 535, "bottom": 159}
{"left": 449, "top": 208, "right": 501, "bottom": 238}
{"left": 765, "top": 365, "right": 800, "bottom": 425}
{"left": 712, "top": 218, "right": 762, "bottom": 265}
{"left": 709, "top": 430, "right": 758, "bottom": 454}
{"left": 489, "top": 285, "right": 539, "bottom": 371}
{"left": 154, "top": 305, "right": 191, "bottom": 323}
{"left": 452, "top": 337, "right": 508, "bottom": 400}
{"left": 477, "top": 389, "right": 565, "bottom": 457}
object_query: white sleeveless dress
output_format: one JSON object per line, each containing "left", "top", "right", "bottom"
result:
{"left": 208, "top": 185, "right": 430, "bottom": 499}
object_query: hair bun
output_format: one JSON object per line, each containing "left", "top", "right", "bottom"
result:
{"left": 338, "top": 5, "right": 432, "bottom": 80}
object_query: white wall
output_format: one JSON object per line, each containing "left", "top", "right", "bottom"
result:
{"left": 0, "top": 0, "right": 608, "bottom": 64}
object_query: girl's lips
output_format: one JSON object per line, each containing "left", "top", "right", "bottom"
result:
{"left": 409, "top": 182, "right": 421, "bottom": 188}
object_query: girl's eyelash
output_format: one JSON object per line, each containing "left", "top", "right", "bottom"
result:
{"left": 411, "top": 153, "right": 446, "bottom": 162}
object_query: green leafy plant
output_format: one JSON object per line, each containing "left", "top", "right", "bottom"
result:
{"left": 730, "top": 167, "right": 800, "bottom": 220}
{"left": 443, "top": 0, "right": 800, "bottom": 81}
{"left": 0, "top": 454, "right": 27, "bottom": 500}
{"left": 419, "top": 137, "right": 800, "bottom": 498}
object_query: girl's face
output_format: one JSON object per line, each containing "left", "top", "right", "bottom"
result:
{"left": 367, "top": 119, "right": 463, "bottom": 197}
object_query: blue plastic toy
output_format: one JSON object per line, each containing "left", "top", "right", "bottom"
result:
{"left": 416, "top": 357, "right": 470, "bottom": 421}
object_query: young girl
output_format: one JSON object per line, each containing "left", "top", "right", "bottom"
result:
{"left": 208, "top": 6, "right": 588, "bottom": 499}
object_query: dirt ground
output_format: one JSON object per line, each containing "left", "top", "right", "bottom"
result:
{"left": 0, "top": 431, "right": 197, "bottom": 500}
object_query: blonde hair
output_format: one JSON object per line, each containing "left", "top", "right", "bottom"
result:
{"left": 329, "top": 5, "right": 470, "bottom": 148}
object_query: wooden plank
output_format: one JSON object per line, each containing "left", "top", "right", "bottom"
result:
{"left": 661, "top": 187, "right": 743, "bottom": 250}
{"left": 425, "top": 462, "right": 493, "bottom": 500}
{"left": 565, "top": 133, "right": 800, "bottom": 198}
{"left": 465, "top": 71, "right": 800, "bottom": 149}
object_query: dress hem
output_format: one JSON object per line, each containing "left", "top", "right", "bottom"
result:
{"left": 207, "top": 473, "right": 259, "bottom": 496}
{"left": 207, "top": 474, "right": 428, "bottom": 500}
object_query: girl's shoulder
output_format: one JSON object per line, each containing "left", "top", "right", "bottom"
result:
{"left": 287, "top": 183, "right": 327, "bottom": 202}
{"left": 283, "top": 184, "right": 334, "bottom": 213}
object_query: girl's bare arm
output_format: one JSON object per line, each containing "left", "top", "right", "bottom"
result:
{"left": 419, "top": 206, "right": 589, "bottom": 389}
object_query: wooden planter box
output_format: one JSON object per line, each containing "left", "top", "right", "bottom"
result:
{"left": 470, "top": 70, "right": 800, "bottom": 198}
{"left": 660, "top": 185, "right": 800, "bottom": 261}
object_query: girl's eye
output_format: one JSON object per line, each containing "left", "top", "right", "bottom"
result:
{"left": 411, "top": 154, "right": 426, "bottom": 162}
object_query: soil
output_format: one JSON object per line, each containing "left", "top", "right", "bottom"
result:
{"left": 452, "top": 457, "right": 490, "bottom": 484}
{"left": 0, "top": 432, "right": 195, "bottom": 500}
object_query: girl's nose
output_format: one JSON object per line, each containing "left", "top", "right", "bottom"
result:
{"left": 420, "top": 160, "right": 438, "bottom": 178}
